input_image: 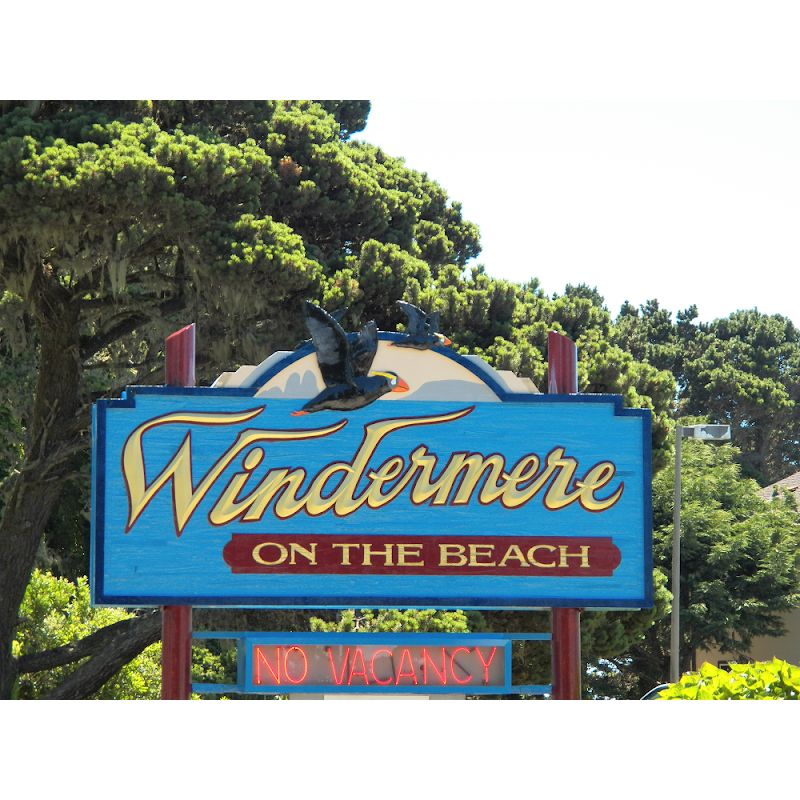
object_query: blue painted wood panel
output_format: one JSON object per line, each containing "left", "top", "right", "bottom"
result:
{"left": 92, "top": 384, "right": 651, "bottom": 609}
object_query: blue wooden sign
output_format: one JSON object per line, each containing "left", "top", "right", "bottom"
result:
{"left": 91, "top": 334, "right": 652, "bottom": 609}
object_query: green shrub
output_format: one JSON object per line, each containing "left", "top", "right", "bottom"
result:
{"left": 659, "top": 658, "right": 800, "bottom": 700}
{"left": 13, "top": 569, "right": 161, "bottom": 699}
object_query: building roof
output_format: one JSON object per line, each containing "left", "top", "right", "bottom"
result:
{"left": 757, "top": 471, "right": 800, "bottom": 506}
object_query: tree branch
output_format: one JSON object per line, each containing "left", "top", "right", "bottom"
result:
{"left": 15, "top": 611, "right": 159, "bottom": 674}
{"left": 78, "top": 295, "right": 186, "bottom": 361}
{"left": 41, "top": 610, "right": 163, "bottom": 700}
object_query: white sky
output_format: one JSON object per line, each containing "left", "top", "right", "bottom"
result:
{"left": 352, "top": 5, "right": 800, "bottom": 326}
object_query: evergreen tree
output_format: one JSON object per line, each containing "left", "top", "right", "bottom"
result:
{"left": 0, "top": 100, "right": 480, "bottom": 698}
{"left": 681, "top": 310, "right": 800, "bottom": 483}
{"left": 0, "top": 101, "right": 680, "bottom": 698}
{"left": 614, "top": 301, "right": 800, "bottom": 484}
{"left": 589, "top": 428, "right": 800, "bottom": 699}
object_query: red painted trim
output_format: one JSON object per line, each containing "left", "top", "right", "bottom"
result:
{"left": 548, "top": 331, "right": 582, "bottom": 699}
{"left": 162, "top": 324, "right": 195, "bottom": 699}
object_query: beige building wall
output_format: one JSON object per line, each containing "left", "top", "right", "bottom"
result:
{"left": 696, "top": 608, "right": 800, "bottom": 668}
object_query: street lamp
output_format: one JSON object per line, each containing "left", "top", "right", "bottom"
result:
{"left": 670, "top": 424, "right": 731, "bottom": 684}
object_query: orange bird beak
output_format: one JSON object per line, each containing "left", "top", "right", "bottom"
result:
{"left": 393, "top": 378, "right": 410, "bottom": 393}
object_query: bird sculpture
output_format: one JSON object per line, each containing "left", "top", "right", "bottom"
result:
{"left": 291, "top": 301, "right": 408, "bottom": 415}
{"left": 392, "top": 301, "right": 451, "bottom": 350}
{"left": 294, "top": 307, "right": 348, "bottom": 350}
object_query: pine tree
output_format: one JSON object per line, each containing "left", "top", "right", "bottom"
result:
{"left": 0, "top": 100, "right": 479, "bottom": 698}
{"left": 0, "top": 101, "right": 678, "bottom": 698}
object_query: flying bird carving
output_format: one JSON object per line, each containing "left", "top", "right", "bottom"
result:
{"left": 291, "top": 301, "right": 408, "bottom": 415}
{"left": 294, "top": 307, "right": 348, "bottom": 350}
{"left": 393, "top": 301, "right": 451, "bottom": 350}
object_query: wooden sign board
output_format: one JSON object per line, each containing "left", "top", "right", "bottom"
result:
{"left": 91, "top": 335, "right": 652, "bottom": 609}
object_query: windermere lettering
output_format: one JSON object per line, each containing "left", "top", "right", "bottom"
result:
{"left": 122, "top": 406, "right": 625, "bottom": 537}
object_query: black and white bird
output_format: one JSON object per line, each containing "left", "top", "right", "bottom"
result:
{"left": 392, "top": 301, "right": 451, "bottom": 350}
{"left": 294, "top": 307, "right": 349, "bottom": 350}
{"left": 291, "top": 301, "right": 408, "bottom": 415}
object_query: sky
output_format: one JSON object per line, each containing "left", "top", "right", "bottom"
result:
{"left": 349, "top": 6, "right": 800, "bottom": 326}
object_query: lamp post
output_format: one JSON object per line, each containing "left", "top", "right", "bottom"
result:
{"left": 670, "top": 424, "right": 731, "bottom": 684}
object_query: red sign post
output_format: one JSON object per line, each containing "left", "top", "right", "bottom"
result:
{"left": 548, "top": 331, "right": 582, "bottom": 700}
{"left": 161, "top": 324, "right": 195, "bottom": 700}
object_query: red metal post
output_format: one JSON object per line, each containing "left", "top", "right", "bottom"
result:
{"left": 547, "top": 331, "right": 582, "bottom": 700}
{"left": 165, "top": 323, "right": 195, "bottom": 389}
{"left": 547, "top": 330, "right": 578, "bottom": 395}
{"left": 161, "top": 324, "right": 195, "bottom": 700}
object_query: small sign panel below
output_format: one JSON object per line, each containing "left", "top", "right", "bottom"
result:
{"left": 251, "top": 642, "right": 504, "bottom": 691}
{"left": 191, "top": 632, "right": 552, "bottom": 696}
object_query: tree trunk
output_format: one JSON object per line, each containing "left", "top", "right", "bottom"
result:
{"left": 0, "top": 270, "right": 84, "bottom": 698}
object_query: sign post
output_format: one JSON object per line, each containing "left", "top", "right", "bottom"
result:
{"left": 161, "top": 324, "right": 195, "bottom": 700}
{"left": 548, "top": 331, "right": 582, "bottom": 700}
{"left": 670, "top": 422, "right": 731, "bottom": 683}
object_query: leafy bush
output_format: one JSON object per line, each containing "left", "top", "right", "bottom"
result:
{"left": 310, "top": 608, "right": 473, "bottom": 633}
{"left": 13, "top": 569, "right": 161, "bottom": 699}
{"left": 658, "top": 658, "right": 800, "bottom": 699}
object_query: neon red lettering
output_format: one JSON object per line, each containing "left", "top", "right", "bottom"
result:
{"left": 450, "top": 647, "right": 472, "bottom": 684}
{"left": 284, "top": 646, "right": 308, "bottom": 684}
{"left": 395, "top": 648, "right": 418, "bottom": 685}
{"left": 254, "top": 646, "right": 281, "bottom": 684}
{"left": 371, "top": 649, "right": 393, "bottom": 685}
{"left": 348, "top": 648, "right": 369, "bottom": 685}
{"left": 328, "top": 647, "right": 350, "bottom": 686}
{"left": 422, "top": 647, "right": 447, "bottom": 685}
{"left": 475, "top": 647, "right": 498, "bottom": 683}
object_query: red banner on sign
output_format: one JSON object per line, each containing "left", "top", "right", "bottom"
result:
{"left": 222, "top": 534, "right": 620, "bottom": 577}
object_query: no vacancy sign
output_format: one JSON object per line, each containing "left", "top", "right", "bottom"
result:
{"left": 91, "top": 332, "right": 652, "bottom": 610}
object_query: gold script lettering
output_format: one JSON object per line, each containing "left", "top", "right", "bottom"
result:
{"left": 122, "top": 409, "right": 346, "bottom": 535}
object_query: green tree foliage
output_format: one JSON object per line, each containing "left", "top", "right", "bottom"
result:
{"left": 615, "top": 301, "right": 800, "bottom": 484}
{"left": 13, "top": 570, "right": 161, "bottom": 699}
{"left": 0, "top": 100, "right": 702, "bottom": 699}
{"left": 613, "top": 298, "right": 698, "bottom": 378}
{"left": 190, "top": 638, "right": 241, "bottom": 698}
{"left": 594, "top": 429, "right": 800, "bottom": 698}
{"left": 658, "top": 658, "right": 800, "bottom": 700}
{"left": 310, "top": 608, "right": 473, "bottom": 633}
{"left": 657, "top": 433, "right": 800, "bottom": 662}
{"left": 0, "top": 100, "right": 483, "bottom": 698}
{"left": 681, "top": 311, "right": 800, "bottom": 484}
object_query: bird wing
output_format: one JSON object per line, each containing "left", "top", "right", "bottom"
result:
{"left": 426, "top": 310, "right": 440, "bottom": 334}
{"left": 304, "top": 301, "right": 351, "bottom": 386}
{"left": 397, "top": 300, "right": 427, "bottom": 335}
{"left": 349, "top": 320, "right": 378, "bottom": 377}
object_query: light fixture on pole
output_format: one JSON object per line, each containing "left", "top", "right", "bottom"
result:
{"left": 670, "top": 423, "right": 731, "bottom": 685}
